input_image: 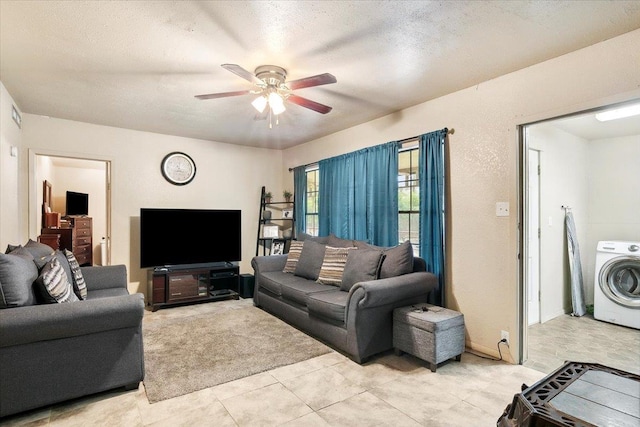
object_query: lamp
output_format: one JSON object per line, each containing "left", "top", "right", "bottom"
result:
{"left": 595, "top": 103, "right": 640, "bottom": 122}
{"left": 251, "top": 95, "right": 267, "bottom": 113}
{"left": 268, "top": 92, "right": 286, "bottom": 115}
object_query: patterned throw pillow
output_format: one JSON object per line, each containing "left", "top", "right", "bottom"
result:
{"left": 316, "top": 246, "right": 354, "bottom": 286}
{"left": 63, "top": 249, "right": 87, "bottom": 300}
{"left": 34, "top": 257, "right": 79, "bottom": 304}
{"left": 283, "top": 240, "right": 304, "bottom": 273}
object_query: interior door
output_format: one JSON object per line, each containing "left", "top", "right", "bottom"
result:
{"left": 528, "top": 149, "right": 541, "bottom": 325}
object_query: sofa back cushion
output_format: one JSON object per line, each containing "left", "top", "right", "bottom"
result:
{"left": 0, "top": 247, "right": 39, "bottom": 308}
{"left": 294, "top": 240, "right": 326, "bottom": 280}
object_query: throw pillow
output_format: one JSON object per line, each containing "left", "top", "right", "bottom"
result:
{"left": 63, "top": 249, "right": 87, "bottom": 300}
{"left": 283, "top": 240, "right": 305, "bottom": 273}
{"left": 317, "top": 246, "right": 354, "bottom": 286}
{"left": 380, "top": 241, "right": 414, "bottom": 279}
{"left": 340, "top": 249, "right": 385, "bottom": 291}
{"left": 294, "top": 240, "right": 327, "bottom": 280}
{"left": 23, "top": 239, "right": 55, "bottom": 259}
{"left": 34, "top": 257, "right": 79, "bottom": 304}
{"left": 326, "top": 234, "right": 356, "bottom": 248}
{"left": 0, "top": 247, "right": 39, "bottom": 308}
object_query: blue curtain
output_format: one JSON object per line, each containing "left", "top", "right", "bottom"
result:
{"left": 319, "top": 142, "right": 398, "bottom": 246}
{"left": 419, "top": 130, "right": 446, "bottom": 306}
{"left": 293, "top": 166, "right": 306, "bottom": 237}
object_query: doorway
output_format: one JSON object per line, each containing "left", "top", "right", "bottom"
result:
{"left": 520, "top": 100, "right": 640, "bottom": 374}
{"left": 29, "top": 150, "right": 111, "bottom": 266}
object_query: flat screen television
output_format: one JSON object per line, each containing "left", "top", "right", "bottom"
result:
{"left": 140, "top": 208, "right": 242, "bottom": 268}
{"left": 66, "top": 191, "right": 89, "bottom": 216}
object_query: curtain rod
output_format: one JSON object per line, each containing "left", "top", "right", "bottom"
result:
{"left": 288, "top": 127, "right": 454, "bottom": 172}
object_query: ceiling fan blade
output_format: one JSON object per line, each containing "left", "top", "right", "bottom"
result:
{"left": 194, "top": 90, "right": 251, "bottom": 100}
{"left": 287, "top": 94, "right": 333, "bottom": 114}
{"left": 287, "top": 73, "right": 336, "bottom": 90}
{"left": 221, "top": 64, "right": 263, "bottom": 85}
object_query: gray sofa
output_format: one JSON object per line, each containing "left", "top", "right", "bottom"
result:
{"left": 0, "top": 264, "right": 145, "bottom": 418}
{"left": 252, "top": 236, "right": 437, "bottom": 363}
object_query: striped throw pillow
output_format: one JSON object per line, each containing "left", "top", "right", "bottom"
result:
{"left": 316, "top": 246, "right": 354, "bottom": 286}
{"left": 35, "top": 257, "right": 79, "bottom": 304}
{"left": 64, "top": 249, "right": 87, "bottom": 300}
{"left": 283, "top": 240, "right": 304, "bottom": 273}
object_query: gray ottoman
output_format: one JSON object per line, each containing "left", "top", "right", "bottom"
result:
{"left": 393, "top": 303, "right": 465, "bottom": 372}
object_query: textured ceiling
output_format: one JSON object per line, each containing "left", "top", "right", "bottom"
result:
{"left": 1, "top": 1, "right": 640, "bottom": 149}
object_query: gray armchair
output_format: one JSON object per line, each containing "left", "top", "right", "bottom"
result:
{"left": 0, "top": 265, "right": 145, "bottom": 418}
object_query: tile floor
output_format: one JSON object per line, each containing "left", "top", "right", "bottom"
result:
{"left": 524, "top": 313, "right": 640, "bottom": 376}
{"left": 6, "top": 300, "right": 616, "bottom": 427}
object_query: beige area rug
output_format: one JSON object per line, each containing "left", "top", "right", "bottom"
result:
{"left": 142, "top": 306, "right": 332, "bottom": 403}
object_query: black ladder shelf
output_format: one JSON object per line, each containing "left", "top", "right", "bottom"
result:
{"left": 256, "top": 186, "right": 296, "bottom": 256}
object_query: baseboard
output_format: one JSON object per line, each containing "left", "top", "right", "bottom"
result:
{"left": 466, "top": 341, "right": 515, "bottom": 364}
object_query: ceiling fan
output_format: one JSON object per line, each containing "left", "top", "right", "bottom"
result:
{"left": 195, "top": 64, "right": 337, "bottom": 127}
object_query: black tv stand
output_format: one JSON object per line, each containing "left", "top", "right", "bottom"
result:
{"left": 148, "top": 263, "right": 239, "bottom": 311}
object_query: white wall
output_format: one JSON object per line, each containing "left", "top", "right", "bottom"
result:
{"left": 20, "top": 115, "right": 283, "bottom": 297}
{"left": 0, "top": 82, "right": 22, "bottom": 250}
{"left": 282, "top": 29, "right": 640, "bottom": 361}
{"left": 528, "top": 125, "right": 589, "bottom": 322}
{"left": 586, "top": 135, "right": 640, "bottom": 294}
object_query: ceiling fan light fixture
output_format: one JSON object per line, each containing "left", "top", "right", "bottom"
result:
{"left": 268, "top": 92, "right": 286, "bottom": 115}
{"left": 251, "top": 95, "right": 267, "bottom": 113}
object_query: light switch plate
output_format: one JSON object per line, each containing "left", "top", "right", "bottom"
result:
{"left": 496, "top": 202, "right": 510, "bottom": 217}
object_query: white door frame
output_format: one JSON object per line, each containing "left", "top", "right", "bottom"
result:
{"left": 28, "top": 149, "right": 112, "bottom": 265}
{"left": 527, "top": 148, "right": 541, "bottom": 325}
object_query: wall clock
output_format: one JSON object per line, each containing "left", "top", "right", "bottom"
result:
{"left": 161, "top": 152, "right": 196, "bottom": 185}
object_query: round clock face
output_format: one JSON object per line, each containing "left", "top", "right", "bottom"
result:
{"left": 161, "top": 152, "right": 196, "bottom": 185}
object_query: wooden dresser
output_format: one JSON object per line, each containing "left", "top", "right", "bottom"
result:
{"left": 41, "top": 216, "right": 93, "bottom": 266}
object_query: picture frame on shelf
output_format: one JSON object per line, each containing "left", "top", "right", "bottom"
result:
{"left": 263, "top": 225, "right": 279, "bottom": 238}
{"left": 283, "top": 209, "right": 293, "bottom": 219}
{"left": 271, "top": 239, "right": 285, "bottom": 255}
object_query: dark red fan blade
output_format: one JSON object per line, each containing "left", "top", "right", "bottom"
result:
{"left": 287, "top": 94, "right": 333, "bottom": 114}
{"left": 194, "top": 90, "right": 251, "bottom": 100}
{"left": 221, "top": 64, "right": 263, "bottom": 85}
{"left": 287, "top": 73, "right": 337, "bottom": 90}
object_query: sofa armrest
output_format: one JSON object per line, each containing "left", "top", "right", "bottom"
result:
{"left": 0, "top": 293, "right": 144, "bottom": 348}
{"left": 251, "top": 255, "right": 287, "bottom": 275}
{"left": 349, "top": 272, "right": 437, "bottom": 309}
{"left": 81, "top": 264, "right": 127, "bottom": 291}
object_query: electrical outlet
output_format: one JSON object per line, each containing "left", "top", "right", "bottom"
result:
{"left": 501, "top": 330, "right": 509, "bottom": 345}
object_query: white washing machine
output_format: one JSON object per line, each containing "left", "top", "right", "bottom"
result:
{"left": 593, "top": 241, "right": 640, "bottom": 329}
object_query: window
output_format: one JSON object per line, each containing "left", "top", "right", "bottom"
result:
{"left": 305, "top": 167, "right": 319, "bottom": 236}
{"left": 398, "top": 145, "right": 420, "bottom": 255}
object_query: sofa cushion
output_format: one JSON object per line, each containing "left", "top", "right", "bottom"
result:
{"left": 307, "top": 290, "right": 349, "bottom": 324}
{"left": 260, "top": 271, "right": 310, "bottom": 296}
{"left": 5, "top": 244, "right": 20, "bottom": 254}
{"left": 34, "top": 250, "right": 75, "bottom": 288}
{"left": 0, "top": 247, "right": 39, "bottom": 308}
{"left": 326, "top": 234, "right": 355, "bottom": 248}
{"left": 34, "top": 257, "right": 79, "bottom": 304}
{"left": 294, "top": 240, "right": 326, "bottom": 280}
{"left": 23, "top": 239, "right": 55, "bottom": 259}
{"left": 280, "top": 280, "right": 335, "bottom": 307}
{"left": 297, "top": 232, "right": 329, "bottom": 244}
{"left": 283, "top": 240, "right": 304, "bottom": 273}
{"left": 64, "top": 249, "right": 88, "bottom": 300}
{"left": 317, "top": 246, "right": 354, "bottom": 286}
{"left": 340, "top": 249, "right": 385, "bottom": 291}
